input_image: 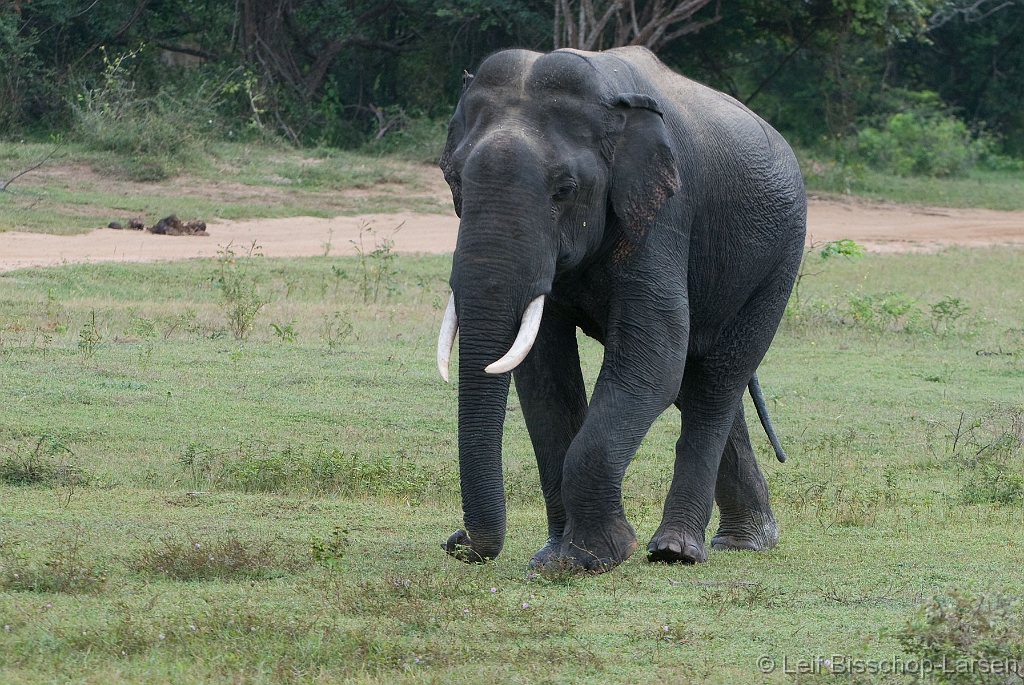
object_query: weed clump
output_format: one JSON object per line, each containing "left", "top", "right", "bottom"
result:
{"left": 935, "top": 406, "right": 1024, "bottom": 505}
{"left": 131, "top": 534, "right": 286, "bottom": 581}
{"left": 310, "top": 527, "right": 347, "bottom": 571}
{"left": 900, "top": 589, "right": 1024, "bottom": 684}
{"left": 179, "top": 439, "right": 455, "bottom": 500}
{"left": 77, "top": 308, "right": 103, "bottom": 357}
{"left": 0, "top": 525, "right": 107, "bottom": 594}
{"left": 788, "top": 287, "right": 973, "bottom": 337}
{"left": 0, "top": 435, "right": 89, "bottom": 487}
{"left": 320, "top": 311, "right": 353, "bottom": 351}
{"left": 351, "top": 222, "right": 402, "bottom": 303}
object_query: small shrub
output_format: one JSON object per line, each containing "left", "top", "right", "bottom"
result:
{"left": 844, "top": 291, "right": 924, "bottom": 333}
{"left": 132, "top": 534, "right": 284, "bottom": 581}
{"left": 212, "top": 241, "right": 267, "bottom": 340}
{"left": 310, "top": 527, "right": 348, "bottom": 571}
{"left": 220, "top": 443, "right": 292, "bottom": 493}
{"left": 900, "top": 589, "right": 1024, "bottom": 684}
{"left": 930, "top": 297, "right": 970, "bottom": 335}
{"left": 958, "top": 433, "right": 1024, "bottom": 505}
{"left": 304, "top": 447, "right": 438, "bottom": 499}
{"left": 931, "top": 406, "right": 1024, "bottom": 505}
{"left": 77, "top": 308, "right": 103, "bottom": 357}
{"left": 321, "top": 311, "right": 353, "bottom": 351}
{"left": 352, "top": 222, "right": 402, "bottom": 303}
{"left": 160, "top": 308, "right": 199, "bottom": 340}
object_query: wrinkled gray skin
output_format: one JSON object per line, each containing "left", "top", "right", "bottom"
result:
{"left": 439, "top": 47, "right": 806, "bottom": 573}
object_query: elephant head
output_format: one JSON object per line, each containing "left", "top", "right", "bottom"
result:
{"left": 436, "top": 49, "right": 681, "bottom": 562}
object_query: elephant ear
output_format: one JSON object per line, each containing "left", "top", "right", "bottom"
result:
{"left": 439, "top": 121, "right": 464, "bottom": 218}
{"left": 608, "top": 93, "right": 681, "bottom": 244}
{"left": 439, "top": 73, "right": 473, "bottom": 218}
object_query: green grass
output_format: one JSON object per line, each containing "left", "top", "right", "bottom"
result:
{"left": 0, "top": 142, "right": 450, "bottom": 235}
{"left": 800, "top": 152, "right": 1024, "bottom": 210}
{"left": 1, "top": 247, "right": 1023, "bottom": 683}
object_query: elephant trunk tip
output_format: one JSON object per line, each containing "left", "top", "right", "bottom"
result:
{"left": 442, "top": 528, "right": 503, "bottom": 563}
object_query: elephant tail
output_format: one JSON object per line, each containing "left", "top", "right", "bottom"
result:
{"left": 748, "top": 373, "right": 786, "bottom": 463}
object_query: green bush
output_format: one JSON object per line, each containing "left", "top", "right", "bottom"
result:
{"left": 939, "top": 405, "right": 1024, "bottom": 505}
{"left": 857, "top": 95, "right": 990, "bottom": 177}
{"left": 901, "top": 589, "right": 1024, "bottom": 684}
{"left": 845, "top": 290, "right": 924, "bottom": 332}
{"left": 71, "top": 46, "right": 223, "bottom": 180}
{"left": 957, "top": 425, "right": 1024, "bottom": 505}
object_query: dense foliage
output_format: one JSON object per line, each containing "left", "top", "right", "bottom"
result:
{"left": 1, "top": 0, "right": 1022, "bottom": 163}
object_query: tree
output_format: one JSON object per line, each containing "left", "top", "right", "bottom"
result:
{"left": 553, "top": 0, "right": 721, "bottom": 51}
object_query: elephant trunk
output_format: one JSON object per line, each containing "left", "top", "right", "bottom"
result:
{"left": 438, "top": 293, "right": 545, "bottom": 561}
{"left": 442, "top": 133, "right": 557, "bottom": 561}
{"left": 444, "top": 289, "right": 531, "bottom": 561}
{"left": 449, "top": 324, "right": 513, "bottom": 560}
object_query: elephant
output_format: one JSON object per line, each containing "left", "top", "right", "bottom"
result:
{"left": 434, "top": 46, "right": 806, "bottom": 573}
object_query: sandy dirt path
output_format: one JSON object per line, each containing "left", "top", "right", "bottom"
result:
{"left": 1, "top": 197, "right": 1022, "bottom": 271}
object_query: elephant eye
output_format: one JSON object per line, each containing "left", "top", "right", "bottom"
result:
{"left": 552, "top": 181, "right": 577, "bottom": 201}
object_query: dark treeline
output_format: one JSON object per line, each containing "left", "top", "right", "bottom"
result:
{"left": 2, "top": 0, "right": 1023, "bottom": 158}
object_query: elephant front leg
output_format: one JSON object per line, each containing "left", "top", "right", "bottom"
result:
{"left": 512, "top": 314, "right": 588, "bottom": 569}
{"left": 710, "top": 402, "right": 778, "bottom": 552}
{"left": 551, "top": 328, "right": 687, "bottom": 573}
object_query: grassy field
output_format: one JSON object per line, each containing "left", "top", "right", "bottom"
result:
{"left": 0, "top": 142, "right": 450, "bottom": 235}
{"left": 799, "top": 155, "right": 1024, "bottom": 211}
{"left": 1, "top": 245, "right": 1022, "bottom": 683}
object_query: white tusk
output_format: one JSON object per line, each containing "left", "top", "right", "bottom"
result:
{"left": 485, "top": 295, "right": 545, "bottom": 375}
{"left": 437, "top": 294, "right": 458, "bottom": 383}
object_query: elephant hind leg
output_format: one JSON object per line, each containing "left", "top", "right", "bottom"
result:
{"left": 648, "top": 266, "right": 793, "bottom": 564}
{"left": 710, "top": 402, "right": 778, "bottom": 552}
{"left": 647, "top": 360, "right": 738, "bottom": 565}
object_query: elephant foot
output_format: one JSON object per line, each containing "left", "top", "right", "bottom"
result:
{"left": 528, "top": 537, "right": 562, "bottom": 569}
{"left": 530, "top": 520, "right": 638, "bottom": 575}
{"left": 646, "top": 525, "right": 708, "bottom": 564}
{"left": 710, "top": 512, "right": 778, "bottom": 552}
{"left": 441, "top": 529, "right": 485, "bottom": 563}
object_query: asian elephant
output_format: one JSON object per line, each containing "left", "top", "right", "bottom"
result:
{"left": 435, "top": 47, "right": 806, "bottom": 573}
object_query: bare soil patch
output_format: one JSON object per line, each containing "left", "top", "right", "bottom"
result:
{"left": 2, "top": 173, "right": 1022, "bottom": 272}
{"left": 0, "top": 212, "right": 457, "bottom": 271}
{"left": 806, "top": 194, "right": 1024, "bottom": 252}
